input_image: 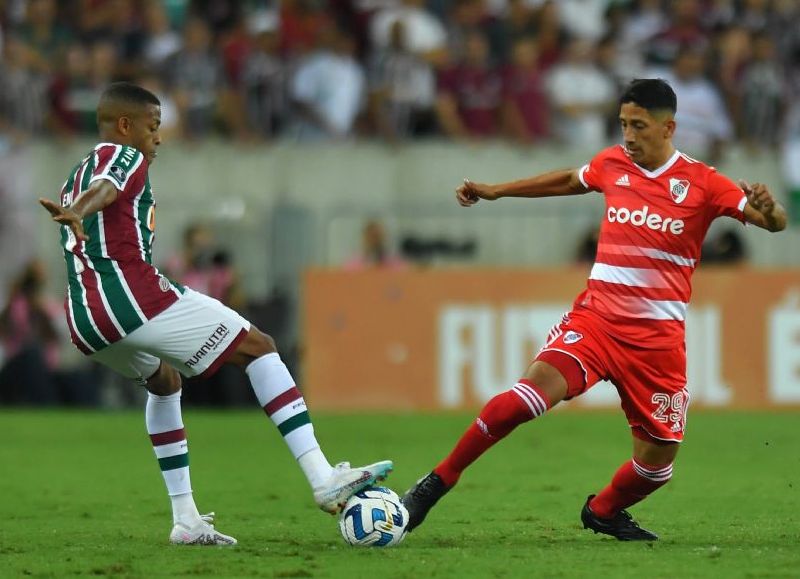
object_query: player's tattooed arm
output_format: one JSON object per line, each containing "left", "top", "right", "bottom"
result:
{"left": 739, "top": 180, "right": 787, "bottom": 233}
{"left": 39, "top": 180, "right": 119, "bottom": 241}
{"left": 456, "top": 169, "right": 589, "bottom": 207}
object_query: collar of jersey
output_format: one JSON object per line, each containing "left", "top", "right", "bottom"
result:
{"left": 628, "top": 148, "right": 682, "bottom": 179}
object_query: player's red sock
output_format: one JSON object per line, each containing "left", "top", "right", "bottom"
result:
{"left": 434, "top": 379, "right": 551, "bottom": 487}
{"left": 589, "top": 459, "right": 673, "bottom": 518}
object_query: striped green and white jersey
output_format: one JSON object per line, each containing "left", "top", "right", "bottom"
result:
{"left": 58, "top": 142, "right": 184, "bottom": 354}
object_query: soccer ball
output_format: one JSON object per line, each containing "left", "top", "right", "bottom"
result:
{"left": 338, "top": 486, "right": 409, "bottom": 547}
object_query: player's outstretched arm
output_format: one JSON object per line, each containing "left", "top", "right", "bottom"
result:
{"left": 456, "top": 169, "right": 588, "bottom": 207}
{"left": 739, "top": 180, "right": 787, "bottom": 232}
{"left": 39, "top": 180, "right": 119, "bottom": 241}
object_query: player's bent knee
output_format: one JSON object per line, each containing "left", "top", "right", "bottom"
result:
{"left": 632, "top": 428, "right": 680, "bottom": 465}
{"left": 228, "top": 326, "right": 277, "bottom": 368}
{"left": 246, "top": 327, "right": 276, "bottom": 354}
{"left": 145, "top": 363, "right": 182, "bottom": 396}
{"left": 534, "top": 350, "right": 588, "bottom": 400}
{"left": 523, "top": 359, "right": 570, "bottom": 405}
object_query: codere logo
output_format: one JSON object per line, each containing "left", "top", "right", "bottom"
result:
{"left": 607, "top": 205, "right": 685, "bottom": 235}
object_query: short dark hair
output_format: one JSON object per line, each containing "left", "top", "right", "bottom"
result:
{"left": 99, "top": 82, "right": 160, "bottom": 108}
{"left": 619, "top": 79, "right": 676, "bottom": 114}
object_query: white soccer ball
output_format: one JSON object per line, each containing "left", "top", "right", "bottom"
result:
{"left": 338, "top": 486, "right": 409, "bottom": 547}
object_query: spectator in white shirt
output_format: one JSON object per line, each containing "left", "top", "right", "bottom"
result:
{"left": 370, "top": 0, "right": 447, "bottom": 57}
{"left": 556, "top": 0, "right": 612, "bottom": 43}
{"left": 368, "top": 20, "right": 437, "bottom": 140}
{"left": 651, "top": 47, "right": 733, "bottom": 162}
{"left": 142, "top": 0, "right": 182, "bottom": 74}
{"left": 290, "top": 26, "right": 366, "bottom": 140}
{"left": 546, "top": 38, "right": 616, "bottom": 148}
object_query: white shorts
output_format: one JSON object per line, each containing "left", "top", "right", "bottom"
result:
{"left": 91, "top": 288, "right": 250, "bottom": 384}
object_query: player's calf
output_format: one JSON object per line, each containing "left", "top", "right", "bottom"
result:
{"left": 243, "top": 349, "right": 393, "bottom": 512}
{"left": 435, "top": 381, "right": 551, "bottom": 487}
{"left": 403, "top": 380, "right": 553, "bottom": 533}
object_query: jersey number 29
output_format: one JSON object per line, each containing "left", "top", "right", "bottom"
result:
{"left": 651, "top": 390, "right": 689, "bottom": 433}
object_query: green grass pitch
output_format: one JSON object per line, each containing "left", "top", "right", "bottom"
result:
{"left": 0, "top": 409, "right": 798, "bottom": 578}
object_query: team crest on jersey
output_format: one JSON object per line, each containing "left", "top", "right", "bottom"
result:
{"left": 109, "top": 165, "right": 127, "bottom": 185}
{"left": 563, "top": 331, "right": 583, "bottom": 344}
{"left": 668, "top": 178, "right": 690, "bottom": 204}
{"left": 158, "top": 276, "right": 171, "bottom": 292}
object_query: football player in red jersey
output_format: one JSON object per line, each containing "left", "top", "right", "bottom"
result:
{"left": 402, "top": 78, "right": 786, "bottom": 541}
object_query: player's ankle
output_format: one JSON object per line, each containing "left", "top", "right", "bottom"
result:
{"left": 171, "top": 492, "right": 202, "bottom": 526}
{"left": 432, "top": 465, "right": 459, "bottom": 488}
{"left": 298, "top": 447, "right": 334, "bottom": 490}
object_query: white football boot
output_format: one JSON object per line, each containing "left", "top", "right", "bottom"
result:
{"left": 169, "top": 513, "right": 238, "bottom": 546}
{"left": 314, "top": 460, "right": 394, "bottom": 514}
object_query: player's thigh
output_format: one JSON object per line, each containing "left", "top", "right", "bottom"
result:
{"left": 612, "top": 345, "right": 689, "bottom": 444}
{"left": 530, "top": 311, "right": 610, "bottom": 403}
{"left": 90, "top": 339, "right": 161, "bottom": 386}
{"left": 123, "top": 288, "right": 251, "bottom": 379}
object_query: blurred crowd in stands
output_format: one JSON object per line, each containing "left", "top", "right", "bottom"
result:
{"left": 1, "top": 0, "right": 796, "bottom": 406}
{"left": 0, "top": 0, "right": 799, "bottom": 156}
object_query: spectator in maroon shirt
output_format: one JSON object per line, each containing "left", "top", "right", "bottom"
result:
{"left": 501, "top": 36, "right": 549, "bottom": 144}
{"left": 533, "top": 0, "right": 567, "bottom": 71}
{"left": 493, "top": 0, "right": 538, "bottom": 63}
{"left": 436, "top": 31, "right": 502, "bottom": 140}
{"left": 279, "top": 0, "right": 335, "bottom": 61}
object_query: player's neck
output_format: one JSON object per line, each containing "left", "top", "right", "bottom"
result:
{"left": 98, "top": 132, "right": 133, "bottom": 147}
{"left": 636, "top": 145, "right": 676, "bottom": 172}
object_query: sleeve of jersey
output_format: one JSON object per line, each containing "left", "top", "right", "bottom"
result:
{"left": 707, "top": 171, "right": 747, "bottom": 223}
{"left": 88, "top": 145, "right": 146, "bottom": 194}
{"left": 577, "top": 150, "right": 607, "bottom": 192}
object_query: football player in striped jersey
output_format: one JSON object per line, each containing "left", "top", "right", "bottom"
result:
{"left": 40, "top": 82, "right": 392, "bottom": 546}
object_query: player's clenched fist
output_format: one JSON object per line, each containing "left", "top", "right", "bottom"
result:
{"left": 456, "top": 179, "right": 499, "bottom": 207}
{"left": 739, "top": 180, "right": 775, "bottom": 215}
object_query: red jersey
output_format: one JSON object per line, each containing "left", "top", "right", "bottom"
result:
{"left": 575, "top": 145, "right": 747, "bottom": 349}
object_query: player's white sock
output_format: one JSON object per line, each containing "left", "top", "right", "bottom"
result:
{"left": 170, "top": 492, "right": 202, "bottom": 526}
{"left": 298, "top": 448, "right": 335, "bottom": 489}
{"left": 145, "top": 390, "right": 201, "bottom": 525}
{"left": 246, "top": 353, "right": 334, "bottom": 487}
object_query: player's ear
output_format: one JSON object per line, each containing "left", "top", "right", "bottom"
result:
{"left": 663, "top": 118, "right": 676, "bottom": 139}
{"left": 117, "top": 115, "right": 132, "bottom": 136}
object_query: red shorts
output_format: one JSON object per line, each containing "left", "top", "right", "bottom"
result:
{"left": 536, "top": 309, "right": 689, "bottom": 442}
